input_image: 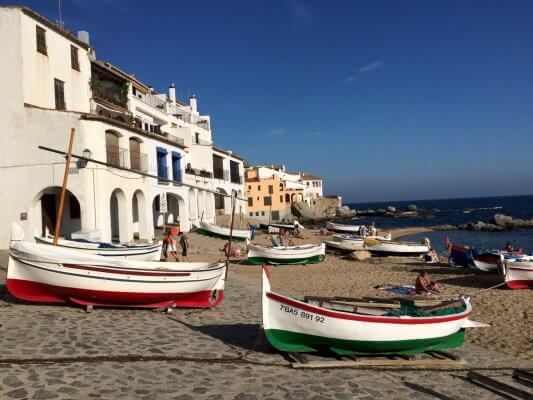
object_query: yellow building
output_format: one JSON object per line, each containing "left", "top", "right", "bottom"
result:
{"left": 245, "top": 165, "right": 304, "bottom": 222}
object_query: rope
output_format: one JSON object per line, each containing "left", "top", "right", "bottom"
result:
{"left": 463, "top": 281, "right": 507, "bottom": 296}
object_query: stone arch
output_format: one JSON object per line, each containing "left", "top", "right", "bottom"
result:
{"left": 34, "top": 186, "right": 81, "bottom": 238}
{"left": 132, "top": 189, "right": 148, "bottom": 240}
{"left": 110, "top": 188, "right": 128, "bottom": 242}
{"left": 188, "top": 189, "right": 197, "bottom": 221}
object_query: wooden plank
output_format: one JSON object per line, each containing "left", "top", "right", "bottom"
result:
{"left": 513, "top": 369, "right": 533, "bottom": 387}
{"left": 290, "top": 355, "right": 466, "bottom": 369}
{"left": 467, "top": 371, "right": 532, "bottom": 400}
{"left": 287, "top": 352, "right": 308, "bottom": 364}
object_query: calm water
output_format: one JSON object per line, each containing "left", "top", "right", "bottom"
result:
{"left": 343, "top": 195, "right": 533, "bottom": 252}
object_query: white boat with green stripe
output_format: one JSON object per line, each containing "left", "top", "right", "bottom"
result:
{"left": 248, "top": 243, "right": 325, "bottom": 265}
{"left": 195, "top": 221, "right": 250, "bottom": 242}
{"left": 261, "top": 265, "right": 486, "bottom": 355}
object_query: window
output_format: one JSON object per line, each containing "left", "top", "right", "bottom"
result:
{"left": 249, "top": 212, "right": 254, "bottom": 217}
{"left": 248, "top": 197, "right": 253, "bottom": 207}
{"left": 36, "top": 26, "right": 47, "bottom": 55}
{"left": 70, "top": 45, "right": 80, "bottom": 71}
{"left": 230, "top": 160, "right": 240, "bottom": 183}
{"left": 156, "top": 147, "right": 168, "bottom": 180}
{"left": 280, "top": 195, "right": 283, "bottom": 203}
{"left": 258, "top": 185, "right": 261, "bottom": 191}
{"left": 285, "top": 194, "right": 290, "bottom": 202}
{"left": 261, "top": 211, "right": 265, "bottom": 216}
{"left": 54, "top": 79, "right": 65, "bottom": 110}
{"left": 255, "top": 212, "right": 259, "bottom": 216}
{"left": 132, "top": 87, "right": 137, "bottom": 96}
{"left": 195, "top": 132, "right": 200, "bottom": 144}
{"left": 172, "top": 152, "right": 181, "bottom": 182}
{"left": 213, "top": 155, "right": 224, "bottom": 179}
{"left": 248, "top": 185, "right": 251, "bottom": 190}
{"left": 268, "top": 185, "right": 273, "bottom": 194}
{"left": 264, "top": 196, "right": 272, "bottom": 206}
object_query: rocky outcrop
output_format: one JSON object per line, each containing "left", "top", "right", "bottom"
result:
{"left": 407, "top": 204, "right": 418, "bottom": 211}
{"left": 291, "top": 202, "right": 318, "bottom": 222}
{"left": 387, "top": 206, "right": 396, "bottom": 213}
{"left": 336, "top": 206, "right": 357, "bottom": 218}
{"left": 492, "top": 214, "right": 533, "bottom": 229}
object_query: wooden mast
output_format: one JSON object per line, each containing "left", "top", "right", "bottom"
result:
{"left": 53, "top": 128, "right": 76, "bottom": 245}
{"left": 225, "top": 190, "right": 238, "bottom": 278}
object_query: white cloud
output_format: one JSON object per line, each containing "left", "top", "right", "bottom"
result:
{"left": 359, "top": 61, "right": 384, "bottom": 73}
{"left": 345, "top": 76, "right": 356, "bottom": 84}
{"left": 307, "top": 131, "right": 322, "bottom": 137}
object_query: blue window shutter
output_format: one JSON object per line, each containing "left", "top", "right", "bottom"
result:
{"left": 156, "top": 147, "right": 168, "bottom": 179}
{"left": 171, "top": 151, "right": 181, "bottom": 182}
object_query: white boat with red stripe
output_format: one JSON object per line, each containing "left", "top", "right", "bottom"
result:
{"left": 261, "top": 265, "right": 486, "bottom": 355}
{"left": 501, "top": 257, "right": 533, "bottom": 289}
{"left": 7, "top": 241, "right": 226, "bottom": 309}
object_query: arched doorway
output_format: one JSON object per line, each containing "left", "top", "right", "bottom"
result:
{"left": 197, "top": 190, "right": 205, "bottom": 221}
{"left": 36, "top": 187, "right": 81, "bottom": 238}
{"left": 188, "top": 189, "right": 197, "bottom": 221}
{"left": 110, "top": 188, "right": 127, "bottom": 242}
{"left": 132, "top": 189, "right": 148, "bottom": 239}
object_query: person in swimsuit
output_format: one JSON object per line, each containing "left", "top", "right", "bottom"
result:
{"left": 415, "top": 271, "right": 441, "bottom": 294}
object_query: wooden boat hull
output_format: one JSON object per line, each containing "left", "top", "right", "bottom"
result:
{"left": 364, "top": 239, "right": 429, "bottom": 256}
{"left": 35, "top": 236, "right": 162, "bottom": 261}
{"left": 7, "top": 242, "right": 226, "bottom": 309}
{"left": 448, "top": 244, "right": 472, "bottom": 267}
{"left": 248, "top": 244, "right": 325, "bottom": 265}
{"left": 326, "top": 222, "right": 361, "bottom": 234}
{"left": 196, "top": 221, "right": 250, "bottom": 242}
{"left": 324, "top": 238, "right": 364, "bottom": 252}
{"left": 503, "top": 261, "right": 533, "bottom": 289}
{"left": 261, "top": 266, "right": 474, "bottom": 355}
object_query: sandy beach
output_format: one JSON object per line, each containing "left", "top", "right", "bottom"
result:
{"left": 183, "top": 227, "right": 531, "bottom": 361}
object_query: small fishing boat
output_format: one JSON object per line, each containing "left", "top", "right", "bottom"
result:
{"left": 501, "top": 258, "right": 533, "bottom": 289}
{"left": 247, "top": 243, "right": 325, "bottom": 265}
{"left": 363, "top": 238, "right": 430, "bottom": 256}
{"left": 35, "top": 236, "right": 162, "bottom": 261}
{"left": 7, "top": 241, "right": 226, "bottom": 309}
{"left": 326, "top": 222, "right": 361, "bottom": 234}
{"left": 261, "top": 265, "right": 485, "bottom": 355}
{"left": 324, "top": 234, "right": 364, "bottom": 252}
{"left": 447, "top": 242, "right": 473, "bottom": 268}
{"left": 259, "top": 221, "right": 300, "bottom": 234}
{"left": 195, "top": 221, "right": 250, "bottom": 242}
{"left": 471, "top": 249, "right": 501, "bottom": 272}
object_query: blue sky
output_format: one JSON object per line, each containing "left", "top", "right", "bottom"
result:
{"left": 22, "top": 0, "right": 533, "bottom": 202}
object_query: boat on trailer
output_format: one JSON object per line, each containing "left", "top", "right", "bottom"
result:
{"left": 35, "top": 236, "right": 162, "bottom": 261}
{"left": 326, "top": 222, "right": 361, "bottom": 234}
{"left": 261, "top": 265, "right": 485, "bottom": 355}
{"left": 195, "top": 221, "right": 250, "bottom": 242}
{"left": 247, "top": 243, "right": 325, "bottom": 265}
{"left": 7, "top": 241, "right": 226, "bottom": 309}
{"left": 363, "top": 238, "right": 430, "bottom": 256}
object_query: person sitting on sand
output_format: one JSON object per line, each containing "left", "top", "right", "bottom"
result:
{"left": 424, "top": 248, "right": 439, "bottom": 264}
{"left": 369, "top": 222, "right": 377, "bottom": 237}
{"left": 162, "top": 229, "right": 178, "bottom": 262}
{"left": 415, "top": 271, "right": 441, "bottom": 295}
{"left": 294, "top": 223, "right": 303, "bottom": 239}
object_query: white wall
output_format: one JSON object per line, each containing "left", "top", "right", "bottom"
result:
{"left": 20, "top": 12, "right": 91, "bottom": 112}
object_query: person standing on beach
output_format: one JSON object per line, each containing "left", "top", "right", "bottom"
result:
{"left": 162, "top": 229, "right": 178, "bottom": 262}
{"left": 178, "top": 232, "right": 190, "bottom": 261}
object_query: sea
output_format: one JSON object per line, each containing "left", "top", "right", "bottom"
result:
{"left": 343, "top": 195, "right": 533, "bottom": 253}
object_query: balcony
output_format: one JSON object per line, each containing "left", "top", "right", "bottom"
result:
{"left": 106, "top": 145, "right": 127, "bottom": 168}
{"left": 93, "top": 88, "right": 128, "bottom": 110}
{"left": 168, "top": 102, "right": 210, "bottom": 131}
{"left": 130, "top": 151, "right": 148, "bottom": 172}
{"left": 185, "top": 166, "right": 212, "bottom": 179}
{"left": 213, "top": 168, "right": 229, "bottom": 181}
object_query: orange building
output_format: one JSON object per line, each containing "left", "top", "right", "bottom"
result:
{"left": 245, "top": 166, "right": 304, "bottom": 222}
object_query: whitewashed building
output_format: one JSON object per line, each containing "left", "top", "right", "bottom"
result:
{"left": 301, "top": 174, "right": 324, "bottom": 204}
{"left": 0, "top": 6, "right": 245, "bottom": 248}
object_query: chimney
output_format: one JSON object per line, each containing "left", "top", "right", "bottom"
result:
{"left": 148, "top": 86, "right": 154, "bottom": 93}
{"left": 189, "top": 94, "right": 197, "bottom": 113}
{"left": 77, "top": 31, "right": 90, "bottom": 45}
{"left": 168, "top": 83, "right": 176, "bottom": 103}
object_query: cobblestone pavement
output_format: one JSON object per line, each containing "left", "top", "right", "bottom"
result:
{"left": 0, "top": 253, "right": 530, "bottom": 399}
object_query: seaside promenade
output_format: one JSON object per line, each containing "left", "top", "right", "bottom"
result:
{"left": 0, "top": 236, "right": 530, "bottom": 400}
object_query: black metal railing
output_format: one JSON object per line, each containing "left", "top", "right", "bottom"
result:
{"left": 130, "top": 151, "right": 148, "bottom": 172}
{"left": 185, "top": 167, "right": 213, "bottom": 179}
{"left": 106, "top": 145, "right": 127, "bottom": 168}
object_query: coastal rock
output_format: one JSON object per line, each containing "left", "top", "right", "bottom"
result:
{"left": 407, "top": 204, "right": 418, "bottom": 211}
{"left": 291, "top": 202, "right": 317, "bottom": 222}
{"left": 387, "top": 206, "right": 396, "bottom": 213}
{"left": 335, "top": 207, "right": 356, "bottom": 218}
{"left": 432, "top": 224, "right": 456, "bottom": 231}
{"left": 349, "top": 250, "right": 372, "bottom": 261}
{"left": 493, "top": 213, "right": 533, "bottom": 229}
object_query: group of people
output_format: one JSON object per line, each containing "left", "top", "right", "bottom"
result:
{"left": 358, "top": 222, "right": 377, "bottom": 237}
{"left": 162, "top": 227, "right": 190, "bottom": 262}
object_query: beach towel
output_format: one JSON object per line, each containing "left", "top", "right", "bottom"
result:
{"left": 375, "top": 285, "right": 416, "bottom": 296}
